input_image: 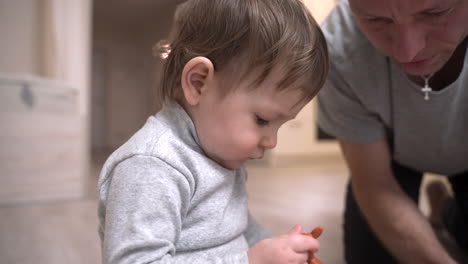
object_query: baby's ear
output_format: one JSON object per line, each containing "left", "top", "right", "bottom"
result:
{"left": 181, "top": 56, "right": 215, "bottom": 106}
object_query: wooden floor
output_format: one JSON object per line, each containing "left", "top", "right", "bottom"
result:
{"left": 0, "top": 152, "right": 449, "bottom": 264}
{"left": 246, "top": 154, "right": 349, "bottom": 264}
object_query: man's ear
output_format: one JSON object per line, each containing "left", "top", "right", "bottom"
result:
{"left": 181, "top": 56, "right": 215, "bottom": 106}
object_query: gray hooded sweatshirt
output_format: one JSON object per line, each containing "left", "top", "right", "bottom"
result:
{"left": 98, "top": 102, "right": 271, "bottom": 264}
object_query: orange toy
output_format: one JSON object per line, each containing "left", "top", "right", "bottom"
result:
{"left": 303, "top": 226, "right": 324, "bottom": 264}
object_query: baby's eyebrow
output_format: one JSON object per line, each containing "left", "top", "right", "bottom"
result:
{"left": 272, "top": 110, "right": 296, "bottom": 121}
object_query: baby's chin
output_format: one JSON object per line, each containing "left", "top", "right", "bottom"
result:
{"left": 207, "top": 151, "right": 252, "bottom": 170}
{"left": 218, "top": 159, "right": 247, "bottom": 171}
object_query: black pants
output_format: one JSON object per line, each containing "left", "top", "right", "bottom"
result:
{"left": 344, "top": 162, "right": 468, "bottom": 264}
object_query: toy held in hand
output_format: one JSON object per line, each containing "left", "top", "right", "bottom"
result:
{"left": 303, "top": 226, "right": 324, "bottom": 264}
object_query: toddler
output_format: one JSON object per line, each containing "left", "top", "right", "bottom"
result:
{"left": 98, "top": 0, "right": 329, "bottom": 263}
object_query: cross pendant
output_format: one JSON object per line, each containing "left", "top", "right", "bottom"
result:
{"left": 421, "top": 84, "right": 431, "bottom": 100}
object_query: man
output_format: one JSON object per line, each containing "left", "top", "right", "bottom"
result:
{"left": 317, "top": 0, "right": 468, "bottom": 263}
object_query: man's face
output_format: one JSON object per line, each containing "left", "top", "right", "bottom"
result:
{"left": 349, "top": 0, "right": 468, "bottom": 76}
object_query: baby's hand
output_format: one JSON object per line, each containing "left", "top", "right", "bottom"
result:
{"left": 248, "top": 224, "right": 320, "bottom": 264}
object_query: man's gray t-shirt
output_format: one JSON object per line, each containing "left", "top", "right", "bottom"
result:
{"left": 98, "top": 102, "right": 271, "bottom": 264}
{"left": 317, "top": 0, "right": 468, "bottom": 175}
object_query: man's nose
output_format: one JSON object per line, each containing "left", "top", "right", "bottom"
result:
{"left": 392, "top": 23, "right": 425, "bottom": 63}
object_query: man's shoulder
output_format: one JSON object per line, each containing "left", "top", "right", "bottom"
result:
{"left": 321, "top": 0, "right": 382, "bottom": 74}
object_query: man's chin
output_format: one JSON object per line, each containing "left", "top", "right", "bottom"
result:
{"left": 398, "top": 55, "right": 445, "bottom": 77}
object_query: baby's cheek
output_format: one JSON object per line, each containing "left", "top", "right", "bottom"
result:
{"left": 237, "top": 132, "right": 261, "bottom": 151}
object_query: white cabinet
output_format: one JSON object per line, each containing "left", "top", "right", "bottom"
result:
{"left": 0, "top": 75, "right": 87, "bottom": 204}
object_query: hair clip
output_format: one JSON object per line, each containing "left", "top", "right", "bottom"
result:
{"left": 154, "top": 40, "right": 171, "bottom": 60}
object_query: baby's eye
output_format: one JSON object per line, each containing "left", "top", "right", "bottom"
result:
{"left": 256, "top": 115, "right": 269, "bottom": 126}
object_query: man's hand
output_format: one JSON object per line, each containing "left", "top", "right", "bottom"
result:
{"left": 340, "top": 139, "right": 457, "bottom": 264}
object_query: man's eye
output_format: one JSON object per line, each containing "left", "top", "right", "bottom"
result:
{"left": 424, "top": 8, "right": 451, "bottom": 18}
{"left": 256, "top": 116, "right": 269, "bottom": 126}
{"left": 366, "top": 17, "right": 393, "bottom": 24}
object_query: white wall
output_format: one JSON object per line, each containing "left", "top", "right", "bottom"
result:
{"left": 54, "top": 0, "right": 92, "bottom": 116}
{"left": 304, "top": 0, "right": 336, "bottom": 23}
{"left": 0, "top": 0, "right": 42, "bottom": 75}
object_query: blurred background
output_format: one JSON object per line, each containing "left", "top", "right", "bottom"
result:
{"left": 0, "top": 0, "right": 418, "bottom": 263}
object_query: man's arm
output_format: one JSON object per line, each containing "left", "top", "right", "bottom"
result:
{"left": 339, "top": 138, "right": 456, "bottom": 264}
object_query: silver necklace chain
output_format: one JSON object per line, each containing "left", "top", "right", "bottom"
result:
{"left": 421, "top": 73, "right": 433, "bottom": 101}
{"left": 421, "top": 73, "right": 434, "bottom": 100}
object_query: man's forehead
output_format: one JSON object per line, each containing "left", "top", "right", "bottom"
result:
{"left": 349, "top": 0, "right": 452, "bottom": 16}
